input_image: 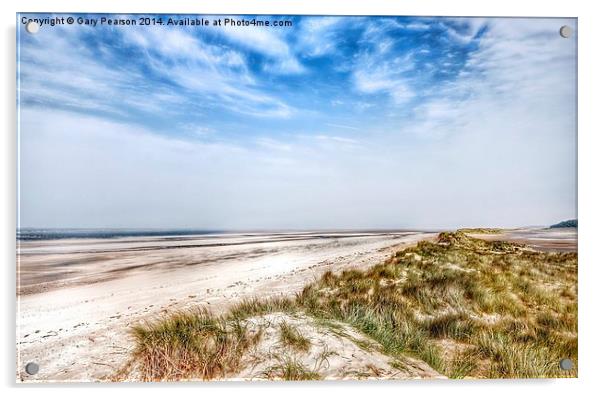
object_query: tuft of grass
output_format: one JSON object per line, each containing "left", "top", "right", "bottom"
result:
{"left": 475, "top": 330, "right": 576, "bottom": 378}
{"left": 262, "top": 356, "right": 322, "bottom": 381}
{"left": 279, "top": 322, "right": 311, "bottom": 352}
{"left": 227, "top": 297, "right": 295, "bottom": 321}
{"left": 130, "top": 309, "right": 257, "bottom": 381}
{"left": 446, "top": 348, "right": 480, "bottom": 379}
{"left": 422, "top": 312, "right": 479, "bottom": 340}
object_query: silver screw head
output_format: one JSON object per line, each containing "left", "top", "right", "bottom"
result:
{"left": 559, "top": 25, "right": 573, "bottom": 38}
{"left": 559, "top": 358, "right": 574, "bottom": 370}
{"left": 25, "top": 21, "right": 40, "bottom": 34}
{"left": 25, "top": 362, "right": 39, "bottom": 375}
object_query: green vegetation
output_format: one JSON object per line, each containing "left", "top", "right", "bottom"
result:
{"left": 295, "top": 231, "right": 577, "bottom": 378}
{"left": 279, "top": 322, "right": 311, "bottom": 352}
{"left": 126, "top": 231, "right": 577, "bottom": 380}
{"left": 129, "top": 309, "right": 260, "bottom": 381}
{"left": 458, "top": 227, "right": 503, "bottom": 234}
{"left": 262, "top": 356, "right": 322, "bottom": 380}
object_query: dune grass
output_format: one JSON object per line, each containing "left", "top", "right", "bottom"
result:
{"left": 130, "top": 308, "right": 260, "bottom": 381}
{"left": 457, "top": 228, "right": 503, "bottom": 234}
{"left": 127, "top": 231, "right": 577, "bottom": 380}
{"left": 279, "top": 322, "right": 311, "bottom": 352}
{"left": 295, "top": 231, "right": 577, "bottom": 378}
{"left": 262, "top": 356, "right": 322, "bottom": 380}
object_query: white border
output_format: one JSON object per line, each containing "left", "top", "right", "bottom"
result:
{"left": 2, "top": 1, "right": 601, "bottom": 395}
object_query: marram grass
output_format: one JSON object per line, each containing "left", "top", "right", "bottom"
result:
{"left": 125, "top": 231, "right": 577, "bottom": 380}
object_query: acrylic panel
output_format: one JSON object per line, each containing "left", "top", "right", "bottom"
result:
{"left": 16, "top": 13, "right": 577, "bottom": 382}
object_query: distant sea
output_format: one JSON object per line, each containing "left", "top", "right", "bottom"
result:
{"left": 17, "top": 228, "right": 224, "bottom": 241}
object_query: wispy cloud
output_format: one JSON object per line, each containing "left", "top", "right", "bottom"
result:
{"left": 325, "top": 123, "right": 360, "bottom": 131}
{"left": 19, "top": 18, "right": 297, "bottom": 132}
{"left": 216, "top": 22, "right": 304, "bottom": 74}
{"left": 295, "top": 17, "right": 347, "bottom": 57}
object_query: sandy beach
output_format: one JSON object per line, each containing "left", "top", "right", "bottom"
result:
{"left": 17, "top": 230, "right": 436, "bottom": 382}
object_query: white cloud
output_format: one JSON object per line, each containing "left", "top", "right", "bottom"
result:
{"left": 315, "top": 135, "right": 358, "bottom": 145}
{"left": 295, "top": 17, "right": 347, "bottom": 57}
{"left": 350, "top": 22, "right": 418, "bottom": 105}
{"left": 178, "top": 122, "right": 216, "bottom": 138}
{"left": 119, "top": 26, "right": 296, "bottom": 117}
{"left": 216, "top": 23, "right": 304, "bottom": 74}
{"left": 19, "top": 21, "right": 296, "bottom": 122}
{"left": 325, "top": 123, "right": 360, "bottom": 131}
{"left": 353, "top": 64, "right": 415, "bottom": 105}
{"left": 402, "top": 22, "right": 430, "bottom": 30}
{"left": 401, "top": 18, "right": 576, "bottom": 138}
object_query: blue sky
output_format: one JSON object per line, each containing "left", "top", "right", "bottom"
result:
{"left": 17, "top": 15, "right": 577, "bottom": 229}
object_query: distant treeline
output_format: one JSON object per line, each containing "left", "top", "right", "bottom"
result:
{"left": 550, "top": 219, "right": 577, "bottom": 228}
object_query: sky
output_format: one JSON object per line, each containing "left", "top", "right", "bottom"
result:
{"left": 17, "top": 14, "right": 577, "bottom": 230}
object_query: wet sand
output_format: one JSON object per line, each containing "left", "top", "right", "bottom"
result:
{"left": 17, "top": 231, "right": 435, "bottom": 382}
